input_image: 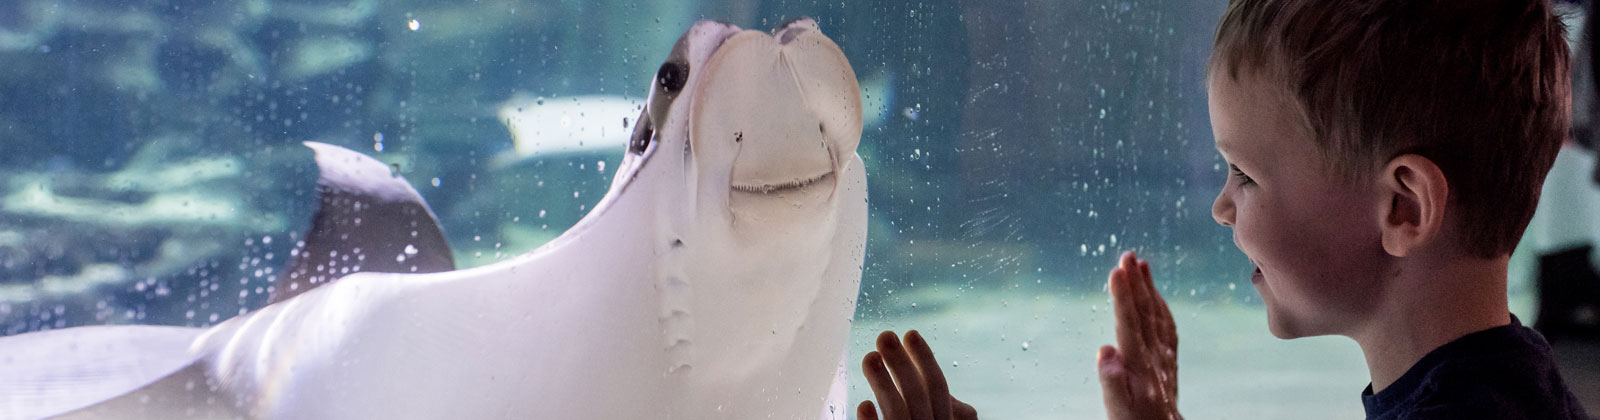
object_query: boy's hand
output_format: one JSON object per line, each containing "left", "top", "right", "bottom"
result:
{"left": 1099, "top": 251, "right": 1182, "bottom": 420}
{"left": 858, "top": 330, "right": 978, "bottom": 420}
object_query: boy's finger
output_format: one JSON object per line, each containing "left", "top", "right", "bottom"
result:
{"left": 877, "top": 331, "right": 934, "bottom": 420}
{"left": 905, "top": 330, "right": 953, "bottom": 420}
{"left": 1137, "top": 260, "right": 1179, "bottom": 383}
{"left": 863, "top": 351, "right": 908, "bottom": 420}
{"left": 1124, "top": 254, "right": 1163, "bottom": 348}
{"left": 858, "top": 400, "right": 881, "bottom": 420}
{"left": 1142, "top": 261, "right": 1178, "bottom": 358}
{"left": 1138, "top": 260, "right": 1180, "bottom": 400}
{"left": 1139, "top": 258, "right": 1177, "bottom": 359}
{"left": 1123, "top": 254, "right": 1162, "bottom": 354}
{"left": 1110, "top": 266, "right": 1146, "bottom": 364}
{"left": 1097, "top": 345, "right": 1134, "bottom": 419}
{"left": 1142, "top": 261, "right": 1177, "bottom": 343}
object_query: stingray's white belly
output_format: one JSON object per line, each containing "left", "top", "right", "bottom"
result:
{"left": 207, "top": 267, "right": 676, "bottom": 419}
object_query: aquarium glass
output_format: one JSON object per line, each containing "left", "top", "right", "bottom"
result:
{"left": 1, "top": 1, "right": 1574, "bottom": 418}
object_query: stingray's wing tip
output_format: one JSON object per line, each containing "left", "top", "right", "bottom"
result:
{"left": 0, "top": 325, "right": 207, "bottom": 419}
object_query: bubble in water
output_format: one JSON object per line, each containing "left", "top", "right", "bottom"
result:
{"left": 408, "top": 19, "right": 421, "bottom": 31}
{"left": 404, "top": 244, "right": 419, "bottom": 255}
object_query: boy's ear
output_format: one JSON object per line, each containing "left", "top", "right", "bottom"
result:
{"left": 1377, "top": 154, "right": 1449, "bottom": 257}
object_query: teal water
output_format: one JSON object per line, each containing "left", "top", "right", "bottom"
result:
{"left": 0, "top": 0, "right": 1231, "bottom": 330}
{"left": 0, "top": 1, "right": 1563, "bottom": 418}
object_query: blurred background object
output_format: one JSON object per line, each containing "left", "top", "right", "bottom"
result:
{"left": 1528, "top": 1, "right": 1600, "bottom": 414}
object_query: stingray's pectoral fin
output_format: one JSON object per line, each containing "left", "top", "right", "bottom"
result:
{"left": 818, "top": 348, "right": 851, "bottom": 420}
{"left": 0, "top": 325, "right": 222, "bottom": 419}
{"left": 272, "top": 142, "right": 457, "bottom": 303}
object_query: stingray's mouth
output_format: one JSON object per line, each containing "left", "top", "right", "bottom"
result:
{"left": 691, "top": 17, "right": 859, "bottom": 202}
{"left": 731, "top": 171, "right": 834, "bottom": 194}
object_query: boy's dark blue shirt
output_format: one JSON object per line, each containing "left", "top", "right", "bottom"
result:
{"left": 1361, "top": 315, "right": 1590, "bottom": 420}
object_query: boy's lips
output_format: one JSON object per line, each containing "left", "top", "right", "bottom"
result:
{"left": 1251, "top": 266, "right": 1264, "bottom": 284}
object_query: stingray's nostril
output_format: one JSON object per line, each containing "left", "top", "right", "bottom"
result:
{"left": 774, "top": 18, "right": 816, "bottom": 44}
{"left": 778, "top": 29, "right": 805, "bottom": 44}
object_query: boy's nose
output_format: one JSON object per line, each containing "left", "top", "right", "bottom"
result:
{"left": 1212, "top": 189, "right": 1235, "bottom": 227}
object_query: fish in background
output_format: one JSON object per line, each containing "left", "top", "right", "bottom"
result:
{"left": 492, "top": 93, "right": 644, "bottom": 167}
{"left": 0, "top": 18, "right": 866, "bottom": 420}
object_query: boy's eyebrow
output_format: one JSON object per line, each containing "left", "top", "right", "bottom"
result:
{"left": 1213, "top": 136, "right": 1238, "bottom": 157}
{"left": 1213, "top": 138, "right": 1253, "bottom": 167}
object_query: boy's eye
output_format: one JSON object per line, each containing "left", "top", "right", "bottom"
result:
{"left": 1229, "top": 164, "right": 1255, "bottom": 186}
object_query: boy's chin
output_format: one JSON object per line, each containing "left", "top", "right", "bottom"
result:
{"left": 1266, "top": 319, "right": 1302, "bottom": 339}
{"left": 1264, "top": 309, "right": 1316, "bottom": 339}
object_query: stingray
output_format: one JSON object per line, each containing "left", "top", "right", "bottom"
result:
{"left": 0, "top": 18, "right": 865, "bottom": 420}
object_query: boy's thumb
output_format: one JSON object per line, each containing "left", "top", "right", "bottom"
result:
{"left": 1098, "top": 345, "right": 1133, "bottom": 418}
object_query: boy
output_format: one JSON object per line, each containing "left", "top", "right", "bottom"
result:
{"left": 857, "top": 0, "right": 1590, "bottom": 419}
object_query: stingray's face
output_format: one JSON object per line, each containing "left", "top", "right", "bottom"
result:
{"left": 617, "top": 19, "right": 863, "bottom": 255}
{"left": 593, "top": 21, "right": 864, "bottom": 378}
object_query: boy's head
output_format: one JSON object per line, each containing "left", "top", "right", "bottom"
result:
{"left": 1205, "top": 0, "right": 1570, "bottom": 338}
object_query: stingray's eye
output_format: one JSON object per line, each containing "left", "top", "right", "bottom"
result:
{"left": 656, "top": 62, "right": 688, "bottom": 95}
{"left": 629, "top": 110, "right": 655, "bottom": 154}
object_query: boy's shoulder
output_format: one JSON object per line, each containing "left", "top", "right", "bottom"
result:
{"left": 1361, "top": 316, "right": 1589, "bottom": 420}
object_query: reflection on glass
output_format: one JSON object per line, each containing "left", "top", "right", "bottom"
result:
{"left": 22, "top": 1, "right": 1567, "bottom": 418}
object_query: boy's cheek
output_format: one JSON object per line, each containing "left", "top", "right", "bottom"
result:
{"left": 1228, "top": 209, "right": 1269, "bottom": 258}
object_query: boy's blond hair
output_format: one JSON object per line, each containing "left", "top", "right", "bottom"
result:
{"left": 1211, "top": 0, "right": 1571, "bottom": 258}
